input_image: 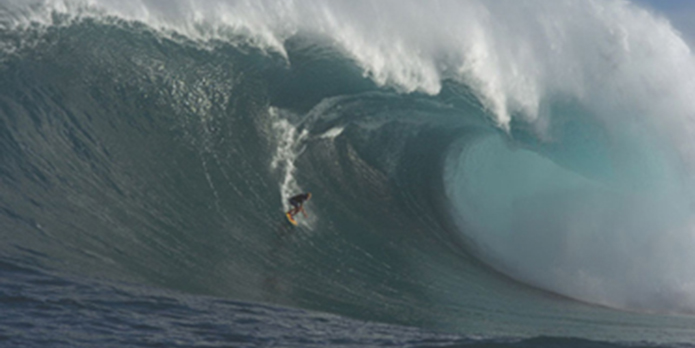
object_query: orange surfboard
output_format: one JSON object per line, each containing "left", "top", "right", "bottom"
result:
{"left": 285, "top": 212, "right": 298, "bottom": 226}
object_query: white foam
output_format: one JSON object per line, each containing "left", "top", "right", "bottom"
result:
{"left": 267, "top": 107, "right": 317, "bottom": 229}
{"left": 269, "top": 107, "right": 306, "bottom": 207}
{"left": 319, "top": 127, "right": 344, "bottom": 140}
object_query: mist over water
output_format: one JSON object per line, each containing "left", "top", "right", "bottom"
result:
{"left": 4, "top": 0, "right": 695, "bottom": 330}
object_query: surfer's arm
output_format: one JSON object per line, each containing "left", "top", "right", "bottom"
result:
{"left": 300, "top": 205, "right": 308, "bottom": 218}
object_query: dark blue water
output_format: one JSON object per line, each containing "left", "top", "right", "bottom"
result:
{"left": 2, "top": 258, "right": 468, "bottom": 347}
{"left": 6, "top": 261, "right": 680, "bottom": 348}
{"left": 3, "top": 1, "right": 695, "bottom": 347}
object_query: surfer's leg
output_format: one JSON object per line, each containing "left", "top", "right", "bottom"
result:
{"left": 286, "top": 206, "right": 297, "bottom": 216}
{"left": 287, "top": 200, "right": 300, "bottom": 216}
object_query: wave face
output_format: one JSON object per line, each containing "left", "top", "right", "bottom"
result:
{"left": 3, "top": 0, "right": 695, "bottom": 344}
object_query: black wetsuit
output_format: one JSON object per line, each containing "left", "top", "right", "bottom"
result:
{"left": 289, "top": 193, "right": 310, "bottom": 208}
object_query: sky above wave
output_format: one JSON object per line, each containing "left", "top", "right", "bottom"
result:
{"left": 635, "top": 0, "right": 695, "bottom": 46}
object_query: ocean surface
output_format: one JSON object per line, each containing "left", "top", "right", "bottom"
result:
{"left": 2, "top": 0, "right": 695, "bottom": 347}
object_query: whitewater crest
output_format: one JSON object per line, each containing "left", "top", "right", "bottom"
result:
{"left": 4, "top": 1, "right": 693, "bottom": 132}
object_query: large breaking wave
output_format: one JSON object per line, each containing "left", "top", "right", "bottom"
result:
{"left": 2, "top": 0, "right": 695, "bottom": 341}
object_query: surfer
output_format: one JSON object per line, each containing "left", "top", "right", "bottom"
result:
{"left": 287, "top": 192, "right": 311, "bottom": 220}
